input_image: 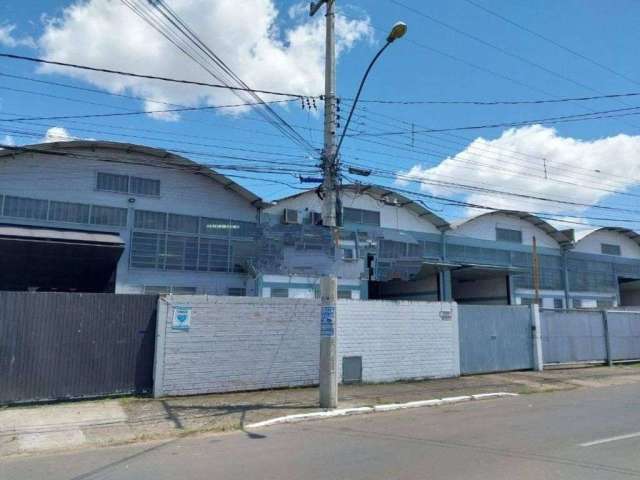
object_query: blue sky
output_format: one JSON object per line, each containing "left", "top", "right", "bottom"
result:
{"left": 1, "top": 0, "right": 640, "bottom": 230}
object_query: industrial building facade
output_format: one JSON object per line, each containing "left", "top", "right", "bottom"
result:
{"left": 1, "top": 141, "right": 640, "bottom": 307}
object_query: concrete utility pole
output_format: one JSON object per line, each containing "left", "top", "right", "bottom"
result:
{"left": 532, "top": 235, "right": 540, "bottom": 306}
{"left": 311, "top": 0, "right": 339, "bottom": 409}
{"left": 311, "top": 0, "right": 407, "bottom": 409}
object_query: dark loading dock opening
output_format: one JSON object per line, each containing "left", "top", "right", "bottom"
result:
{"left": 0, "top": 225, "right": 124, "bottom": 292}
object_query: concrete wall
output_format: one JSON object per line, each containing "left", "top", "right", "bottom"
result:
{"left": 154, "top": 296, "right": 321, "bottom": 396}
{"left": 452, "top": 212, "right": 561, "bottom": 249}
{"left": 0, "top": 146, "right": 258, "bottom": 294}
{"left": 337, "top": 300, "right": 460, "bottom": 383}
{"left": 574, "top": 230, "right": 640, "bottom": 259}
{"left": 266, "top": 190, "right": 441, "bottom": 234}
{"left": 154, "top": 297, "right": 461, "bottom": 396}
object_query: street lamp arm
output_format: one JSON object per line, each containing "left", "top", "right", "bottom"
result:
{"left": 334, "top": 40, "right": 392, "bottom": 162}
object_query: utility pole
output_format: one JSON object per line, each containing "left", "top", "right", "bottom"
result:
{"left": 311, "top": 0, "right": 338, "bottom": 409}
{"left": 532, "top": 235, "right": 540, "bottom": 306}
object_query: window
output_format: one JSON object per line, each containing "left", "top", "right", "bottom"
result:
{"left": 520, "top": 297, "right": 534, "bottom": 305}
{"left": 172, "top": 286, "right": 197, "bottom": 295}
{"left": 130, "top": 176, "right": 160, "bottom": 196}
{"left": 553, "top": 298, "right": 564, "bottom": 309}
{"left": 228, "top": 287, "right": 246, "bottom": 297}
{"left": 49, "top": 201, "right": 91, "bottom": 224}
{"left": 338, "top": 290, "right": 353, "bottom": 299}
{"left": 496, "top": 227, "right": 522, "bottom": 243}
{"left": 97, "top": 172, "right": 129, "bottom": 193}
{"left": 601, "top": 243, "right": 621, "bottom": 256}
{"left": 97, "top": 172, "right": 160, "bottom": 196}
{"left": 3, "top": 196, "right": 48, "bottom": 220}
{"left": 343, "top": 207, "right": 380, "bottom": 226}
{"left": 271, "top": 288, "right": 289, "bottom": 298}
{"left": 135, "top": 210, "right": 167, "bottom": 230}
{"left": 131, "top": 232, "right": 165, "bottom": 269}
{"left": 168, "top": 213, "right": 199, "bottom": 234}
{"left": 90, "top": 205, "right": 127, "bottom": 227}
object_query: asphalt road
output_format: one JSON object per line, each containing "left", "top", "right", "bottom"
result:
{"left": 3, "top": 383, "right": 640, "bottom": 480}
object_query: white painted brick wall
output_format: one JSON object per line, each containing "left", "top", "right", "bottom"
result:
{"left": 154, "top": 296, "right": 320, "bottom": 396}
{"left": 154, "top": 298, "right": 461, "bottom": 397}
{"left": 337, "top": 300, "right": 460, "bottom": 382}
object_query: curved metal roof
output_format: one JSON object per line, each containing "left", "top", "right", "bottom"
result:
{"left": 456, "top": 210, "right": 574, "bottom": 246}
{"left": 576, "top": 227, "right": 640, "bottom": 247}
{"left": 273, "top": 183, "right": 450, "bottom": 231}
{"left": 0, "top": 141, "right": 264, "bottom": 207}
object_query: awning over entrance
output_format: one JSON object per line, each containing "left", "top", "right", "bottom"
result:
{"left": 0, "top": 224, "right": 124, "bottom": 292}
{"left": 416, "top": 259, "right": 462, "bottom": 277}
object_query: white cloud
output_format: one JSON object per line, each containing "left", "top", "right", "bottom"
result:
{"left": 0, "top": 24, "right": 36, "bottom": 48}
{"left": 2, "top": 135, "right": 15, "bottom": 147}
{"left": 397, "top": 125, "right": 640, "bottom": 219}
{"left": 37, "top": 0, "right": 372, "bottom": 120}
{"left": 42, "top": 126, "right": 74, "bottom": 143}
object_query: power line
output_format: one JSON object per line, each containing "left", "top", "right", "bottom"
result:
{"left": 348, "top": 105, "right": 640, "bottom": 136}
{"left": 0, "top": 52, "right": 316, "bottom": 98}
{"left": 462, "top": 0, "right": 640, "bottom": 88}
{"left": 0, "top": 98, "right": 299, "bottom": 122}
{"left": 344, "top": 90, "right": 640, "bottom": 106}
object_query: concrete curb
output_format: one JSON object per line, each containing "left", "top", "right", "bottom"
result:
{"left": 246, "top": 392, "right": 519, "bottom": 429}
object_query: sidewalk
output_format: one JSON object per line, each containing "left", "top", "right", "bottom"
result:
{"left": 2, "top": 364, "right": 639, "bottom": 458}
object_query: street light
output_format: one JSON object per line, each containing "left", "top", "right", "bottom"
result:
{"left": 334, "top": 21, "right": 408, "bottom": 161}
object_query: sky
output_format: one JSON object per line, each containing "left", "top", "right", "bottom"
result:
{"left": 1, "top": 0, "right": 640, "bottom": 232}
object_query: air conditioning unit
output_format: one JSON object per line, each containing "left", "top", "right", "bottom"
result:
{"left": 310, "top": 211, "right": 323, "bottom": 225}
{"left": 283, "top": 208, "right": 299, "bottom": 224}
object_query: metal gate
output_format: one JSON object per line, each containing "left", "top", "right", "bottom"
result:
{"left": 0, "top": 292, "right": 157, "bottom": 404}
{"left": 459, "top": 305, "right": 534, "bottom": 375}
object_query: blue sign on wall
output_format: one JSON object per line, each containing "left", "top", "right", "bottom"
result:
{"left": 320, "top": 306, "right": 335, "bottom": 337}
{"left": 172, "top": 306, "right": 192, "bottom": 331}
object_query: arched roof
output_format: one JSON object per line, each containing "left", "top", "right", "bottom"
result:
{"left": 575, "top": 227, "right": 640, "bottom": 247}
{"left": 0, "top": 141, "right": 264, "bottom": 206}
{"left": 456, "top": 210, "right": 574, "bottom": 247}
{"left": 274, "top": 183, "right": 450, "bottom": 231}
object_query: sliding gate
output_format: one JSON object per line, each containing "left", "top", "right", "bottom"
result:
{"left": 459, "top": 305, "right": 534, "bottom": 375}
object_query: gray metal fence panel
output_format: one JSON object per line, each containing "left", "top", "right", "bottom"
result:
{"left": 607, "top": 311, "right": 640, "bottom": 361}
{"left": 459, "top": 305, "right": 533, "bottom": 375}
{"left": 541, "top": 310, "right": 607, "bottom": 364}
{"left": 0, "top": 292, "right": 157, "bottom": 405}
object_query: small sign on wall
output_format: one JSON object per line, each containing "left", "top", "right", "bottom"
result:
{"left": 172, "top": 306, "right": 192, "bottom": 330}
{"left": 439, "top": 310, "right": 452, "bottom": 321}
{"left": 321, "top": 306, "right": 335, "bottom": 337}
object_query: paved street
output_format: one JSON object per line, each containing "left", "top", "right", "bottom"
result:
{"left": 3, "top": 382, "right": 640, "bottom": 480}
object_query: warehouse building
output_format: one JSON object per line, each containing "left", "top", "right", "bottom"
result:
{"left": 0, "top": 141, "right": 261, "bottom": 295}
{"left": 2, "top": 141, "right": 639, "bottom": 307}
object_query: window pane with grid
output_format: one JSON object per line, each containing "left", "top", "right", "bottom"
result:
{"left": 129, "top": 176, "right": 160, "bottom": 196}
{"left": 97, "top": 172, "right": 128, "bottom": 193}
{"left": 91, "top": 205, "right": 127, "bottom": 226}
{"left": 49, "top": 201, "right": 90, "bottom": 224}
{"left": 3, "top": 196, "right": 48, "bottom": 220}
{"left": 198, "top": 237, "right": 229, "bottom": 272}
{"left": 271, "top": 288, "right": 289, "bottom": 298}
{"left": 134, "top": 210, "right": 167, "bottom": 230}
{"left": 168, "top": 214, "right": 198, "bottom": 234}
{"left": 601, "top": 243, "right": 621, "bottom": 256}
{"left": 131, "top": 232, "right": 165, "bottom": 269}
{"left": 166, "top": 235, "right": 198, "bottom": 271}
{"left": 496, "top": 227, "right": 522, "bottom": 243}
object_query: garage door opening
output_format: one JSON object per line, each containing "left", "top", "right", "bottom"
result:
{"left": 619, "top": 278, "right": 640, "bottom": 307}
{"left": 0, "top": 224, "right": 124, "bottom": 292}
{"left": 452, "top": 265, "right": 516, "bottom": 305}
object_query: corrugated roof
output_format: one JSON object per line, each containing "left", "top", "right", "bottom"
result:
{"left": 0, "top": 141, "right": 265, "bottom": 207}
